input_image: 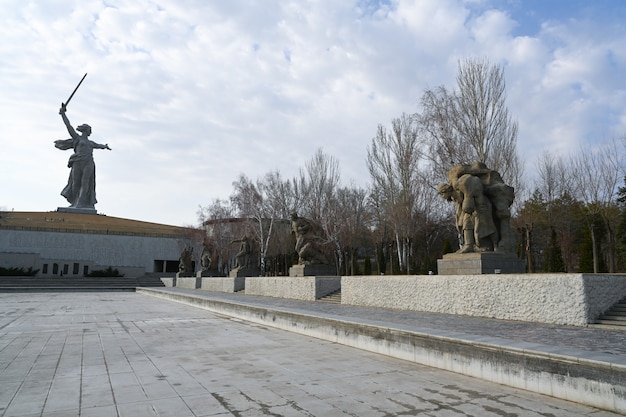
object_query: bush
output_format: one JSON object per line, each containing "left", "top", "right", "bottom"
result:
{"left": 86, "top": 267, "right": 125, "bottom": 277}
{"left": 0, "top": 266, "right": 39, "bottom": 276}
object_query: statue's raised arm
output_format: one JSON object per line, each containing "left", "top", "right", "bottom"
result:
{"left": 59, "top": 104, "right": 78, "bottom": 139}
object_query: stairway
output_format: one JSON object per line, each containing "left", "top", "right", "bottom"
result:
{"left": 0, "top": 274, "right": 166, "bottom": 292}
{"left": 136, "top": 273, "right": 168, "bottom": 287}
{"left": 593, "top": 298, "right": 626, "bottom": 329}
{"left": 318, "top": 289, "right": 341, "bottom": 304}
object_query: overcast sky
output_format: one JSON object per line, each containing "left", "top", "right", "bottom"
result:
{"left": 1, "top": 0, "right": 625, "bottom": 227}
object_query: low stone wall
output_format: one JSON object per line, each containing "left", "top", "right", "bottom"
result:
{"left": 245, "top": 276, "right": 340, "bottom": 301}
{"left": 342, "top": 274, "right": 626, "bottom": 326}
{"left": 200, "top": 277, "right": 245, "bottom": 293}
{"left": 160, "top": 277, "right": 175, "bottom": 287}
{"left": 176, "top": 277, "right": 201, "bottom": 289}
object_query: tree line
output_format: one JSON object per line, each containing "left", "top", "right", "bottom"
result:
{"left": 198, "top": 57, "right": 626, "bottom": 275}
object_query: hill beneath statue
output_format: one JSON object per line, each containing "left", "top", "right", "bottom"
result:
{"left": 0, "top": 211, "right": 196, "bottom": 237}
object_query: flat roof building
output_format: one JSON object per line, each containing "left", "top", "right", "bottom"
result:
{"left": 0, "top": 211, "right": 202, "bottom": 277}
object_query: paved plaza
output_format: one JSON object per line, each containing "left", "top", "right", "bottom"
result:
{"left": 0, "top": 292, "right": 622, "bottom": 417}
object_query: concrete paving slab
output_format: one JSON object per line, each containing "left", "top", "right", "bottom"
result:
{"left": 138, "top": 287, "right": 626, "bottom": 411}
{"left": 0, "top": 292, "right": 623, "bottom": 416}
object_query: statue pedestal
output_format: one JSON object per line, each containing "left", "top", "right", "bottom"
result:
{"left": 57, "top": 207, "right": 97, "bottom": 215}
{"left": 246, "top": 276, "right": 340, "bottom": 300}
{"left": 199, "top": 276, "right": 245, "bottom": 292}
{"left": 196, "top": 269, "right": 222, "bottom": 277}
{"left": 289, "top": 264, "right": 336, "bottom": 277}
{"left": 229, "top": 267, "right": 260, "bottom": 278}
{"left": 437, "top": 252, "right": 526, "bottom": 275}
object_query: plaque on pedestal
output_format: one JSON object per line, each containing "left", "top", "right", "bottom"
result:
{"left": 437, "top": 252, "right": 526, "bottom": 275}
{"left": 289, "top": 264, "right": 336, "bottom": 277}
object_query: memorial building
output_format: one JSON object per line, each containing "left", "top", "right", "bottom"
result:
{"left": 0, "top": 211, "right": 201, "bottom": 277}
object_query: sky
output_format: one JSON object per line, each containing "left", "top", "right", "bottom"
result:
{"left": 1, "top": 0, "right": 625, "bottom": 227}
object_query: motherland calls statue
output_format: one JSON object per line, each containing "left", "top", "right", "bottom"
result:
{"left": 54, "top": 74, "right": 110, "bottom": 211}
{"left": 438, "top": 162, "right": 515, "bottom": 254}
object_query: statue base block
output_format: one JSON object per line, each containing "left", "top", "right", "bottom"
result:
{"left": 200, "top": 277, "right": 245, "bottom": 292}
{"left": 175, "top": 276, "right": 201, "bottom": 289}
{"left": 437, "top": 252, "right": 526, "bottom": 275}
{"left": 229, "top": 267, "right": 260, "bottom": 278}
{"left": 246, "top": 276, "right": 340, "bottom": 300}
{"left": 196, "top": 270, "right": 223, "bottom": 277}
{"left": 57, "top": 207, "right": 97, "bottom": 215}
{"left": 289, "top": 264, "right": 336, "bottom": 277}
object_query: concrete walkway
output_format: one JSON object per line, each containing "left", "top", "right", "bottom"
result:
{"left": 0, "top": 291, "right": 622, "bottom": 416}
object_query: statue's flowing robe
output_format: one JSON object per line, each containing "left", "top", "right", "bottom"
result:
{"left": 54, "top": 137, "right": 98, "bottom": 208}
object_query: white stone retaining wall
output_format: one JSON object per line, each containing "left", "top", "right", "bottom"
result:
{"left": 176, "top": 277, "right": 200, "bottom": 289}
{"left": 200, "top": 277, "right": 245, "bottom": 293}
{"left": 161, "top": 277, "right": 175, "bottom": 287}
{"left": 245, "top": 276, "right": 340, "bottom": 301}
{"left": 582, "top": 274, "right": 626, "bottom": 320}
{"left": 342, "top": 274, "right": 626, "bottom": 326}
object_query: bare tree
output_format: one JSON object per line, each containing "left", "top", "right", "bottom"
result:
{"left": 534, "top": 151, "right": 577, "bottom": 271}
{"left": 367, "top": 113, "right": 424, "bottom": 273}
{"left": 335, "top": 185, "right": 371, "bottom": 275}
{"left": 197, "top": 199, "right": 236, "bottom": 275}
{"left": 536, "top": 151, "right": 570, "bottom": 212}
{"left": 420, "top": 57, "right": 522, "bottom": 189}
{"left": 231, "top": 174, "right": 279, "bottom": 275}
{"left": 261, "top": 170, "right": 296, "bottom": 220}
{"left": 570, "top": 139, "right": 624, "bottom": 272}
{"left": 293, "top": 149, "right": 343, "bottom": 271}
{"left": 419, "top": 86, "right": 471, "bottom": 180}
{"left": 295, "top": 148, "right": 341, "bottom": 221}
{"left": 258, "top": 170, "right": 297, "bottom": 275}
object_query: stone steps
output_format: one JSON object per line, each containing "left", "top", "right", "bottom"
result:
{"left": 593, "top": 299, "right": 626, "bottom": 328}
{"left": 318, "top": 289, "right": 341, "bottom": 303}
{"left": 0, "top": 275, "right": 165, "bottom": 291}
{"left": 136, "top": 275, "right": 168, "bottom": 287}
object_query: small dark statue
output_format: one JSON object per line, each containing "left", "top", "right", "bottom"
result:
{"left": 290, "top": 212, "right": 329, "bottom": 265}
{"left": 178, "top": 247, "right": 194, "bottom": 275}
{"left": 231, "top": 236, "right": 252, "bottom": 269}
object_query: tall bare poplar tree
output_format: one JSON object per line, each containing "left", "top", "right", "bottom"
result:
{"left": 420, "top": 57, "right": 522, "bottom": 188}
{"left": 367, "top": 113, "right": 424, "bottom": 273}
{"left": 295, "top": 148, "right": 341, "bottom": 223}
{"left": 570, "top": 139, "right": 624, "bottom": 272}
{"left": 197, "top": 199, "right": 235, "bottom": 275}
{"left": 295, "top": 149, "right": 343, "bottom": 271}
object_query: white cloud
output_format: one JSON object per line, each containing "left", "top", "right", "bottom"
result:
{"left": 1, "top": 0, "right": 625, "bottom": 225}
